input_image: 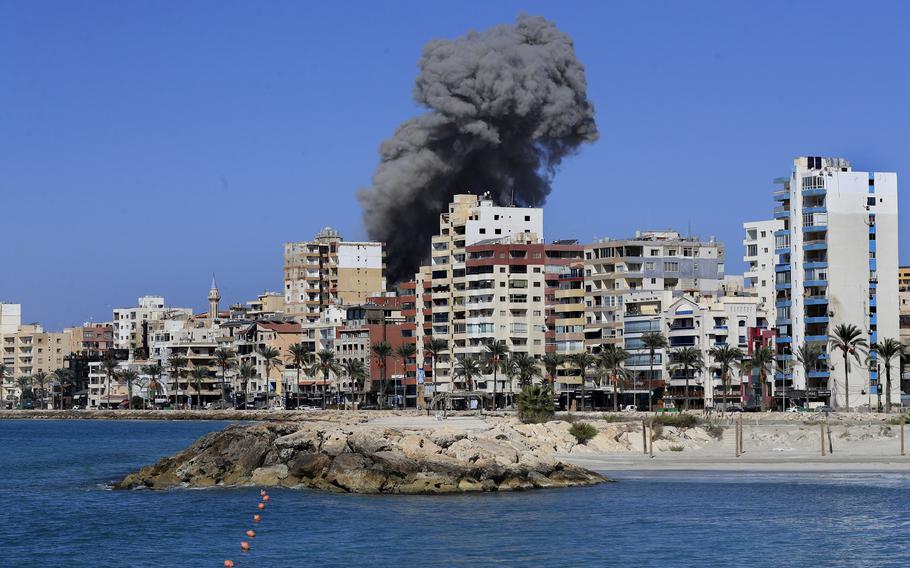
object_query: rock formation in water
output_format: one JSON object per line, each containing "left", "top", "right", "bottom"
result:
{"left": 114, "top": 421, "right": 608, "bottom": 493}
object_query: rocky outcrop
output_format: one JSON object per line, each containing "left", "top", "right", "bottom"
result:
{"left": 114, "top": 420, "right": 608, "bottom": 494}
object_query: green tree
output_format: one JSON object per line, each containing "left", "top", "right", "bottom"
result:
{"left": 484, "top": 341, "right": 510, "bottom": 409}
{"left": 750, "top": 346, "right": 776, "bottom": 410}
{"left": 51, "top": 368, "right": 74, "bottom": 409}
{"left": 395, "top": 343, "right": 417, "bottom": 409}
{"left": 311, "top": 349, "right": 342, "bottom": 410}
{"left": 516, "top": 384, "right": 555, "bottom": 424}
{"left": 16, "top": 375, "right": 33, "bottom": 407}
{"left": 31, "top": 371, "right": 49, "bottom": 409}
{"left": 102, "top": 355, "right": 119, "bottom": 410}
{"left": 794, "top": 342, "right": 826, "bottom": 409}
{"left": 828, "top": 323, "right": 867, "bottom": 409}
{"left": 569, "top": 352, "right": 597, "bottom": 412}
{"left": 371, "top": 342, "right": 393, "bottom": 409}
{"left": 142, "top": 364, "right": 163, "bottom": 408}
{"left": 258, "top": 346, "right": 282, "bottom": 408}
{"left": 454, "top": 356, "right": 482, "bottom": 392}
{"left": 342, "top": 358, "right": 368, "bottom": 409}
{"left": 870, "top": 338, "right": 903, "bottom": 413}
{"left": 168, "top": 353, "right": 187, "bottom": 408}
{"left": 541, "top": 353, "right": 564, "bottom": 387}
{"left": 237, "top": 361, "right": 255, "bottom": 408}
{"left": 214, "top": 347, "right": 236, "bottom": 404}
{"left": 287, "top": 342, "right": 313, "bottom": 409}
{"left": 119, "top": 369, "right": 138, "bottom": 410}
{"left": 641, "top": 332, "right": 668, "bottom": 411}
{"left": 190, "top": 367, "right": 207, "bottom": 409}
{"left": 670, "top": 347, "right": 703, "bottom": 411}
{"left": 0, "top": 363, "right": 8, "bottom": 405}
{"left": 512, "top": 353, "right": 542, "bottom": 389}
{"left": 708, "top": 345, "right": 744, "bottom": 409}
{"left": 598, "top": 345, "right": 630, "bottom": 411}
{"left": 423, "top": 338, "right": 448, "bottom": 412}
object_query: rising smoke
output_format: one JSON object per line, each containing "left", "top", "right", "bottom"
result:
{"left": 358, "top": 14, "right": 599, "bottom": 283}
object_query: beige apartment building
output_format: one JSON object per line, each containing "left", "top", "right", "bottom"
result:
{"left": 584, "top": 230, "right": 726, "bottom": 353}
{"left": 1, "top": 323, "right": 72, "bottom": 381}
{"left": 284, "top": 227, "right": 384, "bottom": 323}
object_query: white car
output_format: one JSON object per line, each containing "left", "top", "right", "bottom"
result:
{"left": 621, "top": 405, "right": 638, "bottom": 412}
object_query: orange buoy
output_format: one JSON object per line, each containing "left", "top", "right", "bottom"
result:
{"left": 262, "top": 495, "right": 270, "bottom": 502}
{"left": 246, "top": 530, "right": 256, "bottom": 538}
{"left": 224, "top": 561, "right": 235, "bottom": 567}
{"left": 240, "top": 541, "right": 250, "bottom": 552}
{"left": 253, "top": 514, "right": 261, "bottom": 523}
{"left": 258, "top": 503, "right": 265, "bottom": 510}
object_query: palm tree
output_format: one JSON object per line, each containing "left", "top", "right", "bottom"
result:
{"left": 311, "top": 349, "right": 341, "bottom": 410}
{"left": 342, "top": 358, "right": 368, "bottom": 409}
{"left": 542, "top": 353, "right": 563, "bottom": 387}
{"left": 102, "top": 355, "right": 119, "bottom": 410}
{"left": 424, "top": 338, "right": 448, "bottom": 410}
{"left": 750, "top": 346, "right": 776, "bottom": 411}
{"left": 51, "top": 368, "right": 74, "bottom": 409}
{"left": 31, "top": 371, "right": 49, "bottom": 409}
{"left": 454, "top": 356, "right": 482, "bottom": 392}
{"left": 870, "top": 338, "right": 903, "bottom": 413}
{"left": 484, "top": 341, "right": 510, "bottom": 409}
{"left": 287, "top": 342, "right": 312, "bottom": 409}
{"left": 167, "top": 353, "right": 187, "bottom": 408}
{"left": 258, "top": 346, "right": 282, "bottom": 408}
{"left": 708, "top": 345, "right": 744, "bottom": 409}
{"left": 237, "top": 361, "right": 255, "bottom": 408}
{"left": 214, "top": 347, "right": 236, "bottom": 405}
{"left": 191, "top": 367, "right": 207, "bottom": 409}
{"left": 641, "top": 332, "right": 668, "bottom": 412}
{"left": 569, "top": 352, "right": 597, "bottom": 412}
{"left": 670, "top": 347, "right": 703, "bottom": 411}
{"left": 512, "top": 353, "right": 542, "bottom": 389}
{"left": 142, "top": 364, "right": 163, "bottom": 409}
{"left": 599, "top": 345, "right": 630, "bottom": 411}
{"left": 371, "top": 342, "right": 392, "bottom": 409}
{"left": 828, "top": 323, "right": 868, "bottom": 409}
{"left": 120, "top": 369, "right": 138, "bottom": 410}
{"left": 0, "top": 363, "right": 10, "bottom": 407}
{"left": 16, "top": 376, "right": 32, "bottom": 408}
{"left": 794, "top": 342, "right": 825, "bottom": 409}
{"left": 395, "top": 343, "right": 417, "bottom": 409}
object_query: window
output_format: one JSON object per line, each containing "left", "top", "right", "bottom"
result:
{"left": 665, "top": 261, "right": 679, "bottom": 272}
{"left": 479, "top": 228, "right": 486, "bottom": 234}
{"left": 867, "top": 197, "right": 876, "bottom": 206}
{"left": 683, "top": 247, "right": 693, "bottom": 257}
{"left": 645, "top": 261, "right": 655, "bottom": 270}
{"left": 667, "top": 249, "right": 677, "bottom": 256}
{"left": 524, "top": 215, "right": 531, "bottom": 221}
{"left": 650, "top": 248, "right": 659, "bottom": 256}
{"left": 747, "top": 245, "right": 758, "bottom": 257}
{"left": 495, "top": 228, "right": 502, "bottom": 235}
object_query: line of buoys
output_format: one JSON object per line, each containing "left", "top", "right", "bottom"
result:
{"left": 226, "top": 489, "right": 271, "bottom": 566}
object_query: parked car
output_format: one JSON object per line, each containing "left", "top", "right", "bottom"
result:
{"left": 726, "top": 405, "right": 744, "bottom": 412}
{"left": 816, "top": 405, "right": 833, "bottom": 413}
{"left": 621, "top": 405, "right": 638, "bottom": 412}
{"left": 786, "top": 406, "right": 802, "bottom": 413}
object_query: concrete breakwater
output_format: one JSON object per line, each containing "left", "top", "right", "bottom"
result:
{"left": 114, "top": 420, "right": 609, "bottom": 494}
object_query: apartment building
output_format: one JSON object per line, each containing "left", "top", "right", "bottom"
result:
{"left": 743, "top": 219, "right": 784, "bottom": 324}
{"left": 234, "top": 320, "right": 302, "bottom": 403}
{"left": 113, "top": 296, "right": 192, "bottom": 356}
{"left": 422, "top": 194, "right": 544, "bottom": 394}
{"left": 773, "top": 156, "right": 899, "bottom": 408}
{"left": 1, "top": 324, "right": 72, "bottom": 379}
{"left": 584, "top": 231, "right": 726, "bottom": 353}
{"left": 283, "top": 227, "right": 385, "bottom": 323}
{"left": 544, "top": 243, "right": 587, "bottom": 388}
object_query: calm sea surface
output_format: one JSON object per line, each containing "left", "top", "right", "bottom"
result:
{"left": 1, "top": 419, "right": 908, "bottom": 567}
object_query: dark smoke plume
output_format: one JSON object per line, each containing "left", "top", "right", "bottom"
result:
{"left": 358, "top": 14, "right": 598, "bottom": 283}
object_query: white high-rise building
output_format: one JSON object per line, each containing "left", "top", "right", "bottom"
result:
{"left": 743, "top": 220, "right": 782, "bottom": 325}
{"left": 773, "top": 156, "right": 898, "bottom": 409}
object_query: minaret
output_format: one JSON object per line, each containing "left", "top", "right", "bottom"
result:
{"left": 208, "top": 274, "right": 221, "bottom": 321}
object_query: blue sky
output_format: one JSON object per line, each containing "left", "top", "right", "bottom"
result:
{"left": 2, "top": 1, "right": 908, "bottom": 330}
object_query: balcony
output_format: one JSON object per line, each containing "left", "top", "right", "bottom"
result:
{"left": 807, "top": 370, "right": 830, "bottom": 378}
{"left": 775, "top": 282, "right": 792, "bottom": 290}
{"left": 773, "top": 205, "right": 789, "bottom": 219}
{"left": 773, "top": 188, "right": 790, "bottom": 201}
{"left": 805, "top": 335, "right": 828, "bottom": 343}
{"left": 805, "top": 296, "right": 828, "bottom": 306}
{"left": 802, "top": 187, "right": 826, "bottom": 197}
{"left": 776, "top": 300, "right": 792, "bottom": 308}
{"left": 805, "top": 316, "right": 829, "bottom": 324}
{"left": 803, "top": 240, "right": 827, "bottom": 251}
{"left": 804, "top": 261, "right": 828, "bottom": 270}
{"left": 804, "top": 279, "right": 828, "bottom": 288}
